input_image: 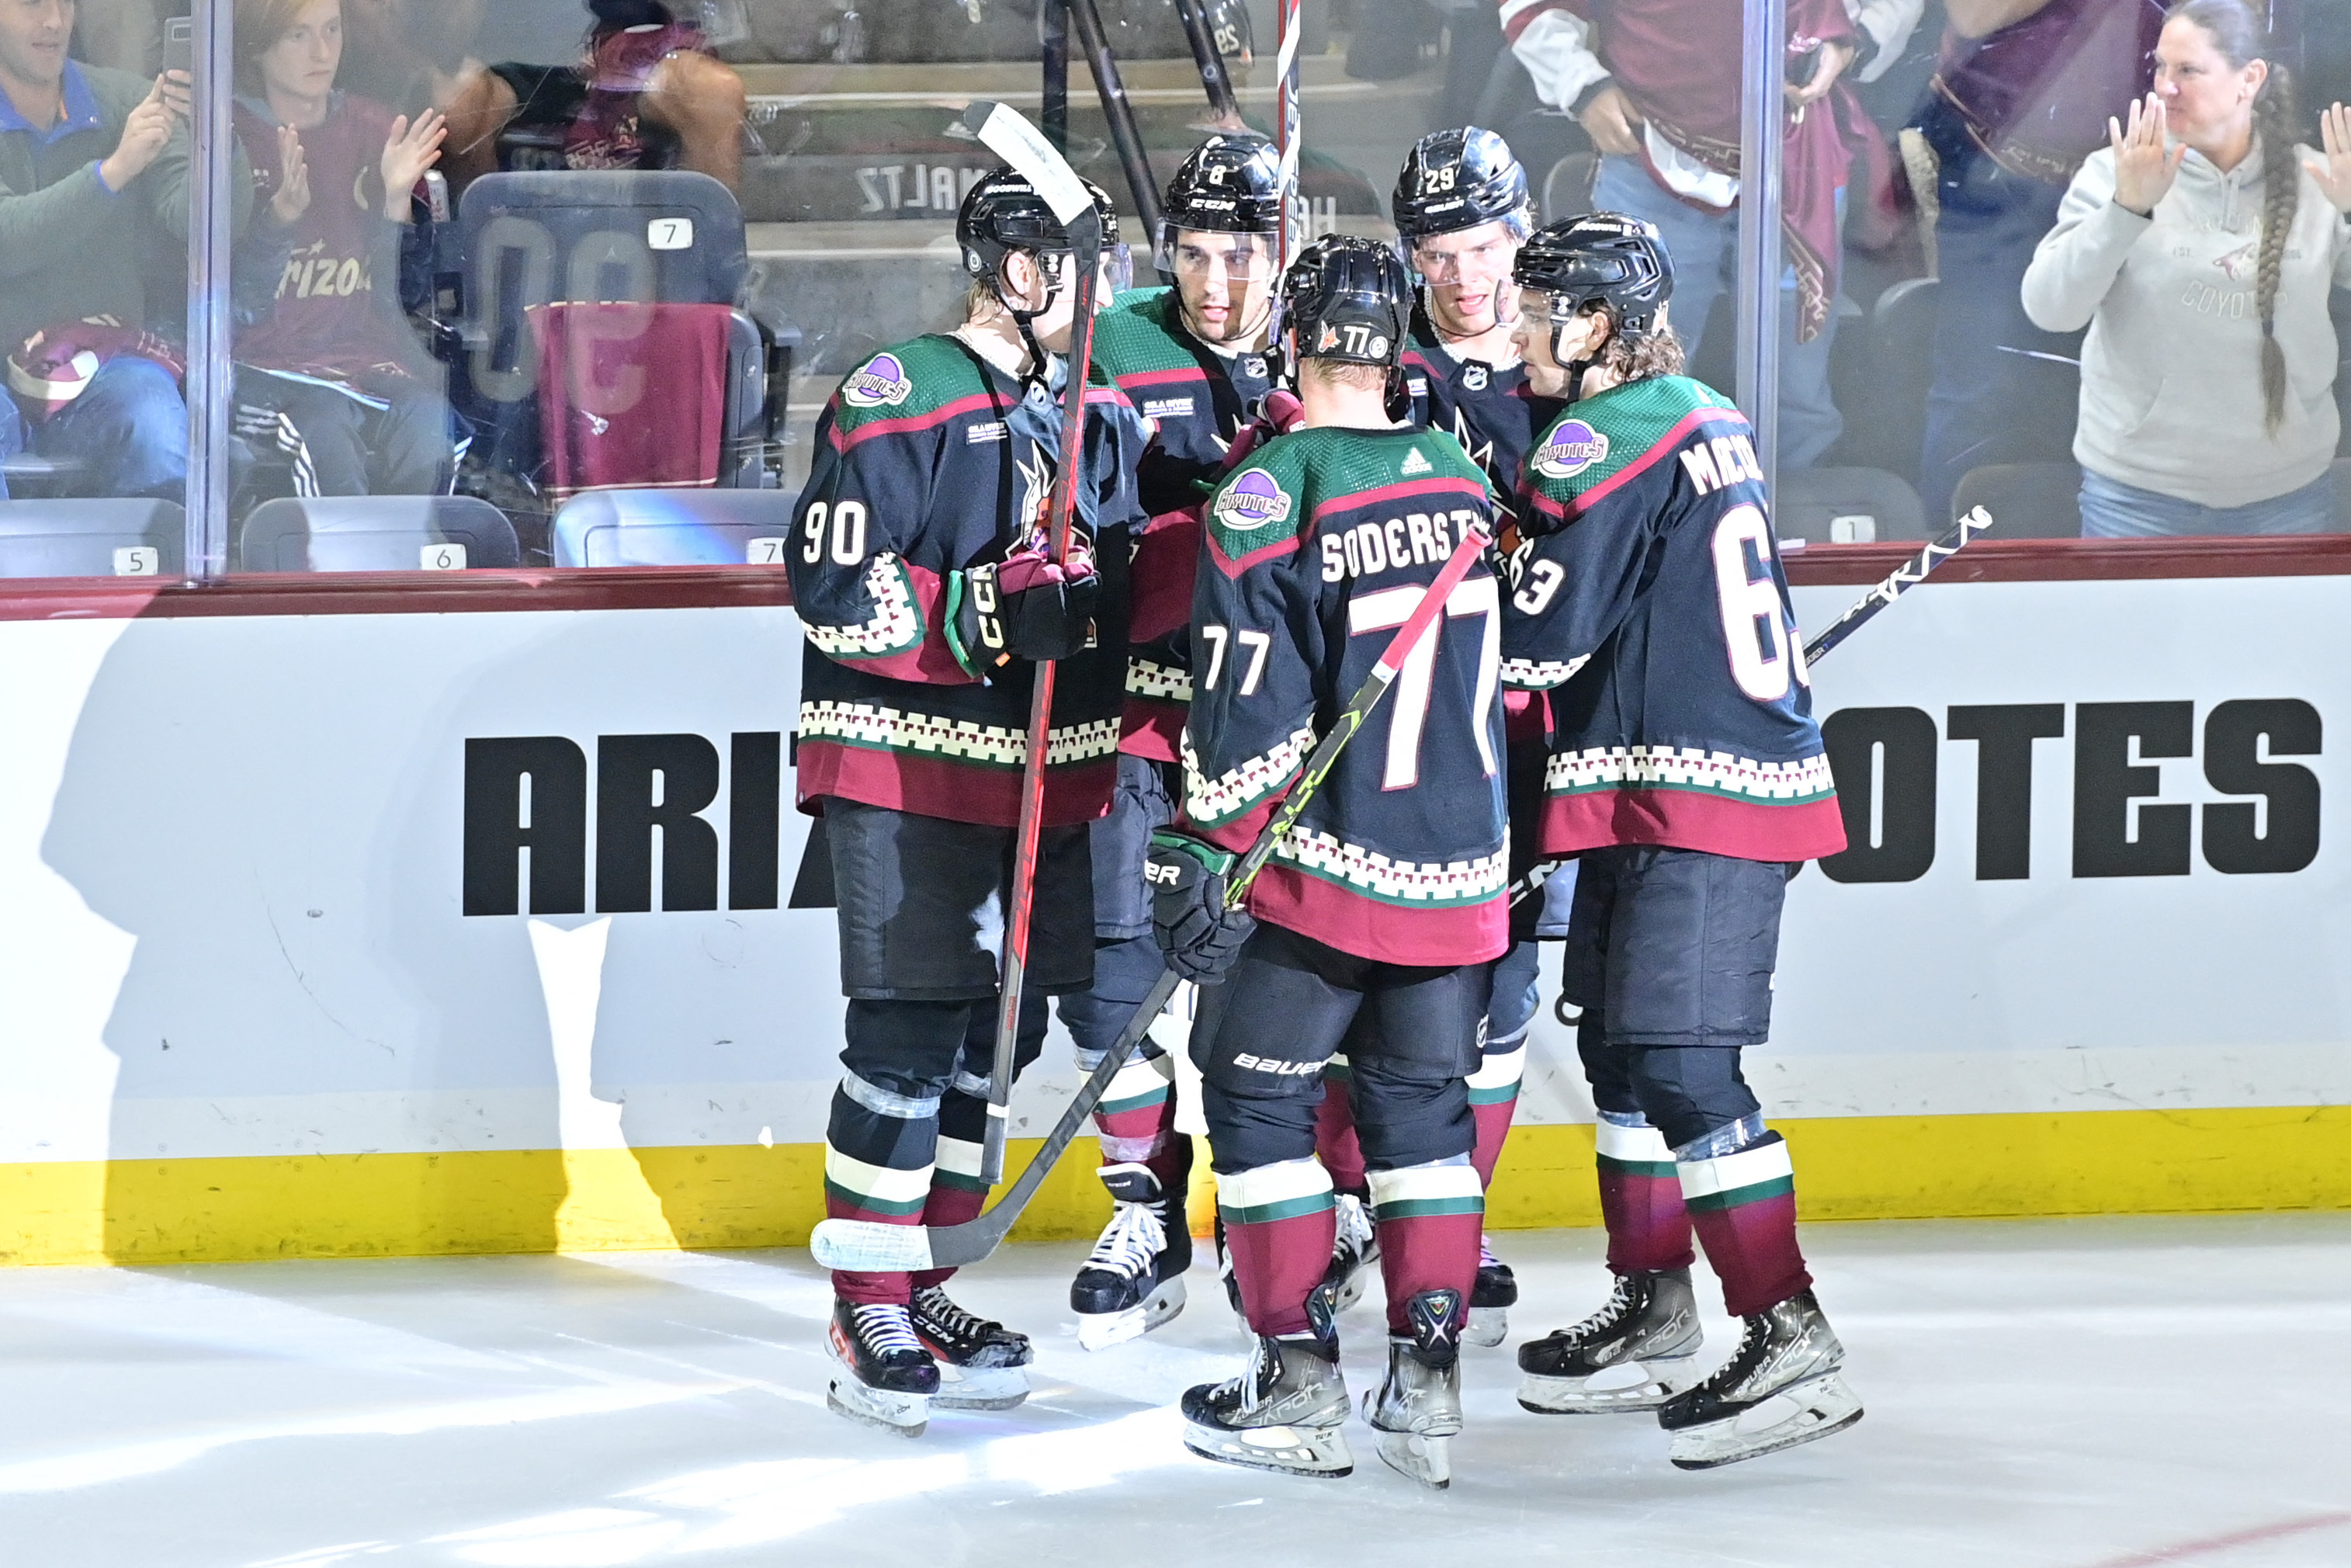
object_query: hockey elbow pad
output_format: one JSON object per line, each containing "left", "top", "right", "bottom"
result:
{"left": 1146, "top": 830, "right": 1257, "bottom": 983}
{"left": 948, "top": 537, "right": 1101, "bottom": 673}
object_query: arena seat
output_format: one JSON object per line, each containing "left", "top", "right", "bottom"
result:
{"left": 236, "top": 495, "right": 522, "bottom": 573}
{"left": 1541, "top": 150, "right": 1597, "bottom": 224}
{"left": 1952, "top": 462, "right": 2082, "bottom": 538}
{"left": 0, "top": 498, "right": 183, "bottom": 579}
{"left": 446, "top": 171, "right": 796, "bottom": 559}
{"left": 550, "top": 487, "right": 795, "bottom": 566}
{"left": 1772, "top": 467, "right": 1928, "bottom": 544}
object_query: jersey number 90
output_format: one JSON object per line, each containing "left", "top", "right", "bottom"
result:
{"left": 800, "top": 499, "right": 868, "bottom": 566}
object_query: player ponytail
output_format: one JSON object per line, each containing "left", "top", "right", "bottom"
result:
{"left": 2165, "top": 0, "right": 2299, "bottom": 435}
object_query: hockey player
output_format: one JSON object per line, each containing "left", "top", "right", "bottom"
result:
{"left": 1056, "top": 134, "right": 1288, "bottom": 1351}
{"left": 1155, "top": 236, "right": 1509, "bottom": 1487}
{"left": 787, "top": 166, "right": 1148, "bottom": 1437}
{"left": 1496, "top": 212, "right": 1862, "bottom": 1469}
{"left": 1385, "top": 123, "right": 1559, "bottom": 1342}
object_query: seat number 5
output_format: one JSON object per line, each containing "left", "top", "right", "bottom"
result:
{"left": 1710, "top": 503, "right": 1808, "bottom": 702}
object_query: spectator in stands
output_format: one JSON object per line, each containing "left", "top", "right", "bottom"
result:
{"left": 1915, "top": 0, "right": 2164, "bottom": 522}
{"left": 439, "top": 0, "right": 746, "bottom": 197}
{"left": 2023, "top": 0, "right": 2351, "bottom": 536}
{"left": 1499, "top": 0, "right": 1866, "bottom": 467}
{"left": 0, "top": 0, "right": 223, "bottom": 501}
{"left": 232, "top": 0, "right": 453, "bottom": 498}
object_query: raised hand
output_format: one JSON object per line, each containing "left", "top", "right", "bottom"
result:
{"left": 2110, "top": 92, "right": 2185, "bottom": 217}
{"left": 2304, "top": 102, "right": 2351, "bottom": 215}
{"left": 100, "top": 77, "right": 179, "bottom": 192}
{"left": 1787, "top": 38, "right": 1857, "bottom": 111}
{"left": 272, "top": 123, "right": 313, "bottom": 224}
{"left": 380, "top": 109, "right": 448, "bottom": 220}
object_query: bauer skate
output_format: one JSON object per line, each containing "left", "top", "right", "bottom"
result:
{"left": 1212, "top": 1215, "right": 1247, "bottom": 1330}
{"left": 1323, "top": 1192, "right": 1380, "bottom": 1312}
{"left": 1658, "top": 1289, "right": 1863, "bottom": 1469}
{"left": 1517, "top": 1267, "right": 1701, "bottom": 1414}
{"left": 825, "top": 1299, "right": 938, "bottom": 1438}
{"left": 910, "top": 1286, "right": 1032, "bottom": 1410}
{"left": 1364, "top": 1289, "right": 1465, "bottom": 1490}
{"left": 1181, "top": 1284, "right": 1352, "bottom": 1478}
{"left": 1465, "top": 1235, "right": 1517, "bottom": 1348}
{"left": 1070, "top": 1163, "right": 1191, "bottom": 1351}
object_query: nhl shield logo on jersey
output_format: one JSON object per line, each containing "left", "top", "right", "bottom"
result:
{"left": 1213, "top": 467, "right": 1294, "bottom": 532}
{"left": 1462, "top": 363, "right": 1489, "bottom": 392}
{"left": 1532, "top": 418, "right": 1609, "bottom": 480}
{"left": 842, "top": 352, "right": 915, "bottom": 408}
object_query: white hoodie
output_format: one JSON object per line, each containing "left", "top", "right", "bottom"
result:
{"left": 2022, "top": 136, "right": 2351, "bottom": 508}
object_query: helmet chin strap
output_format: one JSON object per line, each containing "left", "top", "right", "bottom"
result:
{"left": 995, "top": 252, "right": 1070, "bottom": 391}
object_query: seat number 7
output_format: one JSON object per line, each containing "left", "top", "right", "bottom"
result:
{"left": 1347, "top": 577, "right": 1500, "bottom": 789}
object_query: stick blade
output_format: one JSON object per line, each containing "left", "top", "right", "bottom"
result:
{"left": 810, "top": 1219, "right": 936, "bottom": 1274}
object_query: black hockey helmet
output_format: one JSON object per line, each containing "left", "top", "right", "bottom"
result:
{"left": 1162, "top": 134, "right": 1285, "bottom": 237}
{"left": 1514, "top": 210, "right": 1673, "bottom": 398}
{"left": 957, "top": 165, "right": 1125, "bottom": 286}
{"left": 1392, "top": 126, "right": 1530, "bottom": 241}
{"left": 1281, "top": 233, "right": 1411, "bottom": 402}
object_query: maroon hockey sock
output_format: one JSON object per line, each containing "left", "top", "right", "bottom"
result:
{"left": 1680, "top": 1132, "right": 1812, "bottom": 1316}
{"left": 1595, "top": 1117, "right": 1696, "bottom": 1275}
{"left": 825, "top": 1186, "right": 918, "bottom": 1306}
{"left": 1313, "top": 1066, "right": 1368, "bottom": 1195}
{"left": 908, "top": 1137, "right": 990, "bottom": 1292}
{"left": 1092, "top": 1049, "right": 1184, "bottom": 1186}
{"left": 1216, "top": 1159, "right": 1337, "bottom": 1337}
{"left": 1469, "top": 1094, "right": 1517, "bottom": 1189}
{"left": 1466, "top": 1042, "right": 1525, "bottom": 1189}
{"left": 1367, "top": 1160, "right": 1485, "bottom": 1334}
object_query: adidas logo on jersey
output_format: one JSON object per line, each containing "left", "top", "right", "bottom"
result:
{"left": 1401, "top": 447, "right": 1433, "bottom": 476}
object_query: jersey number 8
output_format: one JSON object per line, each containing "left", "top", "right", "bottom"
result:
{"left": 1711, "top": 503, "right": 1809, "bottom": 702}
{"left": 801, "top": 499, "right": 869, "bottom": 567}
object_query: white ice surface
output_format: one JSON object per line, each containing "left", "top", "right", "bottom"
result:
{"left": 2, "top": 1216, "right": 2347, "bottom": 1567}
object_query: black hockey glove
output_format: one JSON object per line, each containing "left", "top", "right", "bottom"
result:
{"left": 1146, "top": 831, "right": 1257, "bottom": 983}
{"left": 948, "top": 536, "right": 1101, "bottom": 675}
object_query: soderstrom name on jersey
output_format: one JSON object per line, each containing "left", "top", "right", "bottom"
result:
{"left": 1501, "top": 374, "right": 1846, "bottom": 865}
{"left": 1186, "top": 426, "right": 1510, "bottom": 967}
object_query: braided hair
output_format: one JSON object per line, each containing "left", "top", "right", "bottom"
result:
{"left": 2166, "top": 0, "right": 2301, "bottom": 435}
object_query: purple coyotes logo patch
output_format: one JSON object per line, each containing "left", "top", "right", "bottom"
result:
{"left": 1212, "top": 467, "right": 1293, "bottom": 532}
{"left": 1531, "top": 418, "right": 1609, "bottom": 480}
{"left": 843, "top": 352, "right": 914, "bottom": 408}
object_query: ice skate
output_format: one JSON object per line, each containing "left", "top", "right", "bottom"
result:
{"left": 1181, "top": 1285, "right": 1352, "bottom": 1478}
{"left": 1323, "top": 1192, "right": 1380, "bottom": 1311}
{"left": 1213, "top": 1215, "right": 1248, "bottom": 1330}
{"left": 1659, "top": 1289, "right": 1862, "bottom": 1469}
{"left": 825, "top": 1299, "right": 938, "bottom": 1438}
{"left": 1364, "top": 1289, "right": 1465, "bottom": 1490}
{"left": 910, "top": 1285, "right": 1032, "bottom": 1410}
{"left": 1465, "top": 1234, "right": 1517, "bottom": 1347}
{"left": 1070, "top": 1163, "right": 1191, "bottom": 1351}
{"left": 1517, "top": 1266, "right": 1701, "bottom": 1414}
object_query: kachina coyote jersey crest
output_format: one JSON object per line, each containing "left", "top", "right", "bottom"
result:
{"left": 1500, "top": 374, "right": 1846, "bottom": 865}
{"left": 1190, "top": 427, "right": 1509, "bottom": 967}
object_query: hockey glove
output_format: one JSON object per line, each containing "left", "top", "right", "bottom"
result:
{"left": 1209, "top": 389, "right": 1306, "bottom": 484}
{"left": 948, "top": 536, "right": 1101, "bottom": 674}
{"left": 1146, "top": 830, "right": 1257, "bottom": 983}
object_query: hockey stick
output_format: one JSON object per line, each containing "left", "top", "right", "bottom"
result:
{"left": 1066, "top": 0, "right": 1165, "bottom": 239}
{"left": 958, "top": 99, "right": 1108, "bottom": 1187}
{"left": 1801, "top": 505, "right": 1993, "bottom": 664}
{"left": 811, "top": 523, "right": 1495, "bottom": 1273}
{"left": 1172, "top": 0, "right": 1247, "bottom": 130}
{"left": 1273, "top": 0, "right": 1303, "bottom": 269}
{"left": 1500, "top": 506, "right": 2001, "bottom": 910}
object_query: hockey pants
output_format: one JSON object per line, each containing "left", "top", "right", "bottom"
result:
{"left": 1193, "top": 924, "right": 1489, "bottom": 1338}
{"left": 1566, "top": 845, "right": 1812, "bottom": 1316}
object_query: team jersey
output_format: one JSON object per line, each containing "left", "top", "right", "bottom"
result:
{"left": 1184, "top": 425, "right": 1510, "bottom": 967}
{"left": 788, "top": 333, "right": 1148, "bottom": 828}
{"left": 1500, "top": 374, "right": 1846, "bottom": 863}
{"left": 1402, "top": 312, "right": 1552, "bottom": 515}
{"left": 1091, "top": 286, "right": 1278, "bottom": 762}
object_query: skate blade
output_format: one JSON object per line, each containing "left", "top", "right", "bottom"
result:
{"left": 826, "top": 1378, "right": 929, "bottom": 1438}
{"left": 1517, "top": 1356, "right": 1698, "bottom": 1415}
{"left": 930, "top": 1363, "right": 1030, "bottom": 1411}
{"left": 1374, "top": 1429, "right": 1451, "bottom": 1490}
{"left": 1668, "top": 1374, "right": 1864, "bottom": 1470}
{"left": 1182, "top": 1418, "right": 1354, "bottom": 1479}
{"left": 1463, "top": 1306, "right": 1508, "bottom": 1348}
{"left": 1076, "top": 1278, "right": 1188, "bottom": 1352}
